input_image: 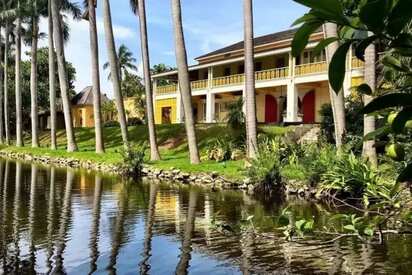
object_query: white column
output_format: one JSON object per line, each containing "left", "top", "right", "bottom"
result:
{"left": 343, "top": 47, "right": 353, "bottom": 97}
{"left": 206, "top": 92, "right": 215, "bottom": 123}
{"left": 285, "top": 80, "right": 299, "bottom": 123}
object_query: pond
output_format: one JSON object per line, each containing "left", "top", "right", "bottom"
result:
{"left": 0, "top": 158, "right": 411, "bottom": 274}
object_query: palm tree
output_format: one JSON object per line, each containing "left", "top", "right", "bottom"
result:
{"left": 0, "top": 26, "right": 4, "bottom": 144}
{"left": 243, "top": 0, "right": 257, "bottom": 159}
{"left": 323, "top": 23, "right": 346, "bottom": 149}
{"left": 4, "top": 18, "right": 10, "bottom": 145}
{"left": 130, "top": 0, "right": 160, "bottom": 161}
{"left": 362, "top": 43, "right": 377, "bottom": 167}
{"left": 103, "top": 44, "right": 138, "bottom": 82}
{"left": 29, "top": 0, "right": 41, "bottom": 147}
{"left": 171, "top": 0, "right": 200, "bottom": 164}
{"left": 15, "top": 0, "right": 23, "bottom": 147}
{"left": 102, "top": 0, "right": 129, "bottom": 149}
{"left": 48, "top": 0, "right": 57, "bottom": 149}
{"left": 84, "top": 0, "right": 105, "bottom": 153}
{"left": 47, "top": 0, "right": 80, "bottom": 150}
{"left": 50, "top": 0, "right": 78, "bottom": 152}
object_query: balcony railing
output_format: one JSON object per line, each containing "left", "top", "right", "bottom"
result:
{"left": 155, "top": 60, "right": 361, "bottom": 95}
{"left": 191, "top": 79, "right": 208, "bottom": 90}
{"left": 212, "top": 73, "right": 244, "bottom": 87}
{"left": 255, "top": 67, "right": 289, "bottom": 81}
{"left": 156, "top": 84, "right": 177, "bottom": 95}
{"left": 295, "top": 61, "right": 327, "bottom": 76}
{"left": 351, "top": 57, "right": 364, "bottom": 68}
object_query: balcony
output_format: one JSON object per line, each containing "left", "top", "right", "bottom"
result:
{"left": 295, "top": 61, "right": 327, "bottom": 76}
{"left": 191, "top": 79, "right": 208, "bottom": 90}
{"left": 351, "top": 57, "right": 364, "bottom": 69}
{"left": 156, "top": 84, "right": 177, "bottom": 95}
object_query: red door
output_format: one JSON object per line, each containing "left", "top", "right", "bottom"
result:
{"left": 265, "top": 95, "right": 278, "bottom": 123}
{"left": 302, "top": 90, "right": 315, "bottom": 123}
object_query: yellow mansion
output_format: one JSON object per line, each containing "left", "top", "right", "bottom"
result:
{"left": 152, "top": 28, "right": 364, "bottom": 125}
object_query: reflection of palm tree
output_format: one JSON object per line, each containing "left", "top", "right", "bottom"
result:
{"left": 12, "top": 162, "right": 23, "bottom": 272}
{"left": 0, "top": 161, "right": 4, "bottom": 259}
{"left": 46, "top": 166, "right": 56, "bottom": 273}
{"left": 89, "top": 174, "right": 103, "bottom": 274}
{"left": 107, "top": 183, "right": 129, "bottom": 274}
{"left": 53, "top": 169, "right": 74, "bottom": 274}
{"left": 139, "top": 183, "right": 158, "bottom": 274}
{"left": 1, "top": 161, "right": 9, "bottom": 269}
{"left": 176, "top": 189, "right": 198, "bottom": 275}
{"left": 28, "top": 165, "right": 38, "bottom": 273}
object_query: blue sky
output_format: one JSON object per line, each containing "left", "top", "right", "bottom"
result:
{"left": 33, "top": 0, "right": 308, "bottom": 97}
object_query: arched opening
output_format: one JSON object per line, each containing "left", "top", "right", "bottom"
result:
{"left": 265, "top": 95, "right": 278, "bottom": 123}
{"left": 302, "top": 90, "right": 315, "bottom": 123}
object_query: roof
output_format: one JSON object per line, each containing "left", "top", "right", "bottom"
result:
{"left": 195, "top": 27, "right": 322, "bottom": 61}
{"left": 72, "top": 86, "right": 110, "bottom": 106}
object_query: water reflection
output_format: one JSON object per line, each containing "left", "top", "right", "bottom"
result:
{"left": 0, "top": 159, "right": 411, "bottom": 274}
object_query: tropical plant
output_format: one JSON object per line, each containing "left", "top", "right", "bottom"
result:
{"left": 243, "top": 0, "right": 258, "bottom": 159}
{"left": 246, "top": 136, "right": 284, "bottom": 191}
{"left": 290, "top": 0, "right": 412, "bottom": 183}
{"left": 171, "top": 0, "right": 200, "bottom": 164}
{"left": 226, "top": 97, "right": 245, "bottom": 131}
{"left": 130, "top": 0, "right": 161, "bottom": 161}
{"left": 121, "top": 142, "right": 147, "bottom": 178}
{"left": 102, "top": 0, "right": 129, "bottom": 149}
{"left": 103, "top": 44, "right": 137, "bottom": 82}
{"left": 320, "top": 152, "right": 383, "bottom": 199}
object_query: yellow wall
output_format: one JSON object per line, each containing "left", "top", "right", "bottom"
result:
{"left": 124, "top": 97, "right": 144, "bottom": 120}
{"left": 314, "top": 84, "right": 330, "bottom": 123}
{"left": 351, "top": 76, "right": 364, "bottom": 87}
{"left": 72, "top": 105, "right": 95, "bottom": 128}
{"left": 155, "top": 98, "right": 177, "bottom": 124}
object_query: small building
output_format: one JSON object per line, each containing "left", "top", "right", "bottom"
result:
{"left": 123, "top": 96, "right": 145, "bottom": 121}
{"left": 38, "top": 99, "right": 66, "bottom": 130}
{"left": 71, "top": 86, "right": 111, "bottom": 128}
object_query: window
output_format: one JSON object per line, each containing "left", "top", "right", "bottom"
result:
{"left": 224, "top": 67, "right": 231, "bottom": 76}
{"left": 276, "top": 57, "right": 285, "bottom": 68}
{"left": 255, "top": 62, "right": 263, "bottom": 71}
{"left": 238, "top": 64, "right": 245, "bottom": 74}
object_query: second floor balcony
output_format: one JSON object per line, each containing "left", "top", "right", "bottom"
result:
{"left": 155, "top": 57, "right": 364, "bottom": 96}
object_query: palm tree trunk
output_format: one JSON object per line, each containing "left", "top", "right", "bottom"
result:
{"left": 48, "top": 0, "right": 57, "bottom": 150}
{"left": 171, "top": 0, "right": 200, "bottom": 164}
{"left": 137, "top": 0, "right": 160, "bottom": 161}
{"left": 30, "top": 16, "right": 40, "bottom": 148}
{"left": 0, "top": 26, "right": 4, "bottom": 144}
{"left": 362, "top": 43, "right": 378, "bottom": 167}
{"left": 4, "top": 24, "right": 9, "bottom": 146}
{"left": 51, "top": 0, "right": 78, "bottom": 152}
{"left": 102, "top": 0, "right": 129, "bottom": 149}
{"left": 323, "top": 23, "right": 346, "bottom": 149}
{"left": 244, "top": 0, "right": 257, "bottom": 159}
{"left": 15, "top": 10, "right": 23, "bottom": 147}
{"left": 88, "top": 0, "right": 105, "bottom": 153}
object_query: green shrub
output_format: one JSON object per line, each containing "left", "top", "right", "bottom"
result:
{"left": 104, "top": 120, "right": 120, "bottom": 128}
{"left": 320, "top": 152, "right": 382, "bottom": 198}
{"left": 246, "top": 136, "right": 283, "bottom": 189}
{"left": 127, "top": 117, "right": 144, "bottom": 126}
{"left": 226, "top": 97, "right": 245, "bottom": 131}
{"left": 121, "top": 143, "right": 147, "bottom": 178}
{"left": 205, "top": 134, "right": 245, "bottom": 162}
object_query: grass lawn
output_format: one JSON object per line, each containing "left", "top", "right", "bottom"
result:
{"left": 0, "top": 123, "right": 291, "bottom": 179}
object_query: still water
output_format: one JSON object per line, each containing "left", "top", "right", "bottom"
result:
{"left": 0, "top": 159, "right": 411, "bottom": 274}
